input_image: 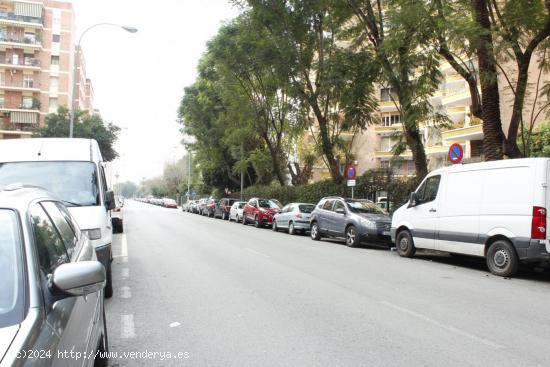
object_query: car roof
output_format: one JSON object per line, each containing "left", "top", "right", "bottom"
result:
{"left": 0, "top": 138, "right": 103, "bottom": 163}
{"left": 0, "top": 185, "right": 57, "bottom": 212}
{"left": 428, "top": 157, "right": 550, "bottom": 176}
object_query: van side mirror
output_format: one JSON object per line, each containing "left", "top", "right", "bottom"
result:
{"left": 105, "top": 190, "right": 116, "bottom": 210}
{"left": 408, "top": 192, "right": 418, "bottom": 208}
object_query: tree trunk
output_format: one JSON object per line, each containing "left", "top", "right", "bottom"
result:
{"left": 505, "top": 57, "right": 530, "bottom": 158}
{"left": 402, "top": 103, "right": 429, "bottom": 178}
{"left": 472, "top": 0, "right": 504, "bottom": 161}
{"left": 263, "top": 135, "right": 286, "bottom": 186}
{"left": 310, "top": 103, "right": 343, "bottom": 182}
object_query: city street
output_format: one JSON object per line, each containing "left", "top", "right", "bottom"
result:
{"left": 106, "top": 201, "right": 550, "bottom": 367}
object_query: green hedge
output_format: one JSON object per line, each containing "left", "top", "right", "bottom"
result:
{"left": 240, "top": 169, "right": 419, "bottom": 212}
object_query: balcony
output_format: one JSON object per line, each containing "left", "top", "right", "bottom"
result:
{"left": 375, "top": 123, "right": 403, "bottom": 135}
{"left": 0, "top": 57, "right": 40, "bottom": 70}
{"left": 0, "top": 11, "right": 43, "bottom": 28}
{"left": 0, "top": 80, "right": 40, "bottom": 92}
{"left": 442, "top": 123, "right": 483, "bottom": 141}
{"left": 0, "top": 35, "right": 42, "bottom": 50}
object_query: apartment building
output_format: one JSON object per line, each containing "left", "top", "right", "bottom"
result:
{"left": 308, "top": 56, "right": 549, "bottom": 181}
{"left": 0, "top": 0, "right": 91, "bottom": 140}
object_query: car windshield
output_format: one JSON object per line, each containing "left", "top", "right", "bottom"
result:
{"left": 346, "top": 200, "right": 387, "bottom": 214}
{"left": 299, "top": 204, "right": 315, "bottom": 213}
{"left": 238, "top": 202, "right": 246, "bottom": 209}
{"left": 258, "top": 199, "right": 280, "bottom": 209}
{"left": 0, "top": 162, "right": 100, "bottom": 206}
{"left": 0, "top": 209, "right": 25, "bottom": 328}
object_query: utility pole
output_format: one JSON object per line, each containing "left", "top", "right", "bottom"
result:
{"left": 240, "top": 144, "right": 244, "bottom": 201}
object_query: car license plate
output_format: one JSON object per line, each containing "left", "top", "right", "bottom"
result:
{"left": 382, "top": 231, "right": 390, "bottom": 236}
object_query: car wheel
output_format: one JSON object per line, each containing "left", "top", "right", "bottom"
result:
{"left": 396, "top": 230, "right": 416, "bottom": 258}
{"left": 104, "top": 262, "right": 113, "bottom": 298}
{"left": 118, "top": 222, "right": 124, "bottom": 233}
{"left": 242, "top": 214, "right": 247, "bottom": 225}
{"left": 272, "top": 220, "right": 278, "bottom": 231}
{"left": 94, "top": 306, "right": 109, "bottom": 367}
{"left": 486, "top": 239, "right": 519, "bottom": 277}
{"left": 254, "top": 215, "right": 261, "bottom": 228}
{"left": 346, "top": 225, "right": 360, "bottom": 247}
{"left": 289, "top": 222, "right": 295, "bottom": 235}
{"left": 310, "top": 222, "right": 321, "bottom": 241}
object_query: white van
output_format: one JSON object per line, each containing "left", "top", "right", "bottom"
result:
{"left": 391, "top": 158, "right": 550, "bottom": 277}
{"left": 0, "top": 138, "right": 115, "bottom": 296}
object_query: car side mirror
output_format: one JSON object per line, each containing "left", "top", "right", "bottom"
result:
{"left": 408, "top": 192, "right": 418, "bottom": 208}
{"left": 335, "top": 208, "right": 346, "bottom": 215}
{"left": 105, "top": 190, "right": 116, "bottom": 210}
{"left": 51, "top": 261, "right": 106, "bottom": 297}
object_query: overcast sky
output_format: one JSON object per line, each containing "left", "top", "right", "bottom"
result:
{"left": 72, "top": 0, "right": 241, "bottom": 183}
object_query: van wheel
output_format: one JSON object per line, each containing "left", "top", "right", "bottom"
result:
{"left": 346, "top": 225, "right": 360, "bottom": 247}
{"left": 310, "top": 222, "right": 321, "bottom": 241}
{"left": 396, "top": 230, "right": 416, "bottom": 258}
{"left": 104, "top": 262, "right": 113, "bottom": 298}
{"left": 486, "top": 239, "right": 519, "bottom": 277}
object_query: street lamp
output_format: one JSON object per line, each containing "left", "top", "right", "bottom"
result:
{"left": 69, "top": 23, "right": 138, "bottom": 138}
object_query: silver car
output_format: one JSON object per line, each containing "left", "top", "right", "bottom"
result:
{"left": 0, "top": 185, "right": 108, "bottom": 366}
{"left": 229, "top": 201, "right": 246, "bottom": 222}
{"left": 272, "top": 203, "right": 316, "bottom": 235}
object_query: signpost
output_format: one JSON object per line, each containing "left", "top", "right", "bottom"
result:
{"left": 448, "top": 143, "right": 464, "bottom": 164}
{"left": 346, "top": 165, "right": 357, "bottom": 198}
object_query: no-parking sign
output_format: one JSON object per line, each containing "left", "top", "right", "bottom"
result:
{"left": 448, "top": 143, "right": 464, "bottom": 164}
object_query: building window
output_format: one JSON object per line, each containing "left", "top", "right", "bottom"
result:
{"left": 23, "top": 75, "right": 34, "bottom": 88}
{"left": 382, "top": 114, "right": 401, "bottom": 126}
{"left": 24, "top": 32, "right": 36, "bottom": 44}
{"left": 50, "top": 77, "right": 59, "bottom": 92}
{"left": 380, "top": 161, "right": 390, "bottom": 170}
{"left": 51, "top": 55, "right": 59, "bottom": 65}
{"left": 0, "top": 96, "right": 4, "bottom": 108}
{"left": 380, "top": 87, "right": 396, "bottom": 102}
{"left": 52, "top": 34, "right": 60, "bottom": 43}
{"left": 53, "top": 10, "right": 61, "bottom": 26}
{"left": 22, "top": 97, "right": 33, "bottom": 109}
{"left": 49, "top": 97, "right": 58, "bottom": 112}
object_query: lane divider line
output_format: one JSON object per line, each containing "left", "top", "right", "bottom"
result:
{"left": 378, "top": 300, "right": 503, "bottom": 349}
{"left": 121, "top": 314, "right": 135, "bottom": 339}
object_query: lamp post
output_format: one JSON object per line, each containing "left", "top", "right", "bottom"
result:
{"left": 69, "top": 23, "right": 138, "bottom": 138}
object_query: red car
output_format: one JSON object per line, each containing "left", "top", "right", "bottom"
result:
{"left": 242, "top": 198, "right": 281, "bottom": 228}
{"left": 204, "top": 198, "right": 218, "bottom": 217}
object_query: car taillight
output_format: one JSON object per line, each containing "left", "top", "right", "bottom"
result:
{"left": 113, "top": 208, "right": 121, "bottom": 212}
{"left": 531, "top": 206, "right": 547, "bottom": 239}
{"left": 295, "top": 213, "right": 302, "bottom": 219}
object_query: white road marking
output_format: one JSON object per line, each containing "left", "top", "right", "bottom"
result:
{"left": 379, "top": 301, "right": 503, "bottom": 349}
{"left": 121, "top": 268, "right": 130, "bottom": 278}
{"left": 121, "top": 314, "right": 135, "bottom": 339}
{"left": 120, "top": 286, "right": 132, "bottom": 299}
{"left": 244, "top": 248, "right": 270, "bottom": 258}
{"left": 169, "top": 322, "right": 181, "bottom": 328}
{"left": 121, "top": 234, "right": 128, "bottom": 257}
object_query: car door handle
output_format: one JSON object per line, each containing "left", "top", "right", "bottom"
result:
{"left": 429, "top": 208, "right": 437, "bottom": 212}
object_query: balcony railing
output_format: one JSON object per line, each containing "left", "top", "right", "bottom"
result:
{"left": 0, "top": 12, "right": 42, "bottom": 25}
{"left": 0, "top": 35, "right": 41, "bottom": 46}
{"left": 0, "top": 57, "right": 40, "bottom": 67}
{"left": 0, "top": 80, "right": 40, "bottom": 89}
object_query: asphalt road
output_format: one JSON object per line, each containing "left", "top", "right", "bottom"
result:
{"left": 105, "top": 200, "right": 550, "bottom": 367}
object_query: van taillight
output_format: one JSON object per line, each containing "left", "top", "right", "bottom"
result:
{"left": 531, "top": 206, "right": 547, "bottom": 239}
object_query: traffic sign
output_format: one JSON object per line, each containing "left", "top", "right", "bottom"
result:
{"left": 347, "top": 179, "right": 356, "bottom": 187}
{"left": 448, "top": 143, "right": 464, "bottom": 164}
{"left": 346, "top": 165, "right": 357, "bottom": 180}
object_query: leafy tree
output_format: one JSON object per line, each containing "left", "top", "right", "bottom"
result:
{"left": 345, "top": 0, "right": 447, "bottom": 177}
{"left": 114, "top": 181, "right": 138, "bottom": 198}
{"left": 241, "top": 0, "right": 380, "bottom": 182}
{"left": 35, "top": 107, "right": 120, "bottom": 161}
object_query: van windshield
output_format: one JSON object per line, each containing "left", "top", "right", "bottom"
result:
{"left": 0, "top": 161, "right": 100, "bottom": 206}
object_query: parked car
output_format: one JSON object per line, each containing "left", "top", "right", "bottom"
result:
{"left": 0, "top": 138, "right": 116, "bottom": 298}
{"left": 196, "top": 198, "right": 208, "bottom": 214}
{"left": 215, "top": 198, "right": 237, "bottom": 220}
{"left": 229, "top": 201, "right": 246, "bottom": 222}
{"left": 163, "top": 198, "right": 178, "bottom": 208}
{"left": 203, "top": 198, "right": 218, "bottom": 217}
{"left": 310, "top": 197, "right": 392, "bottom": 247}
{"left": 242, "top": 198, "right": 281, "bottom": 228}
{"left": 273, "top": 203, "right": 315, "bottom": 235}
{"left": 0, "top": 185, "right": 108, "bottom": 366}
{"left": 112, "top": 195, "right": 124, "bottom": 233}
{"left": 391, "top": 158, "right": 550, "bottom": 277}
